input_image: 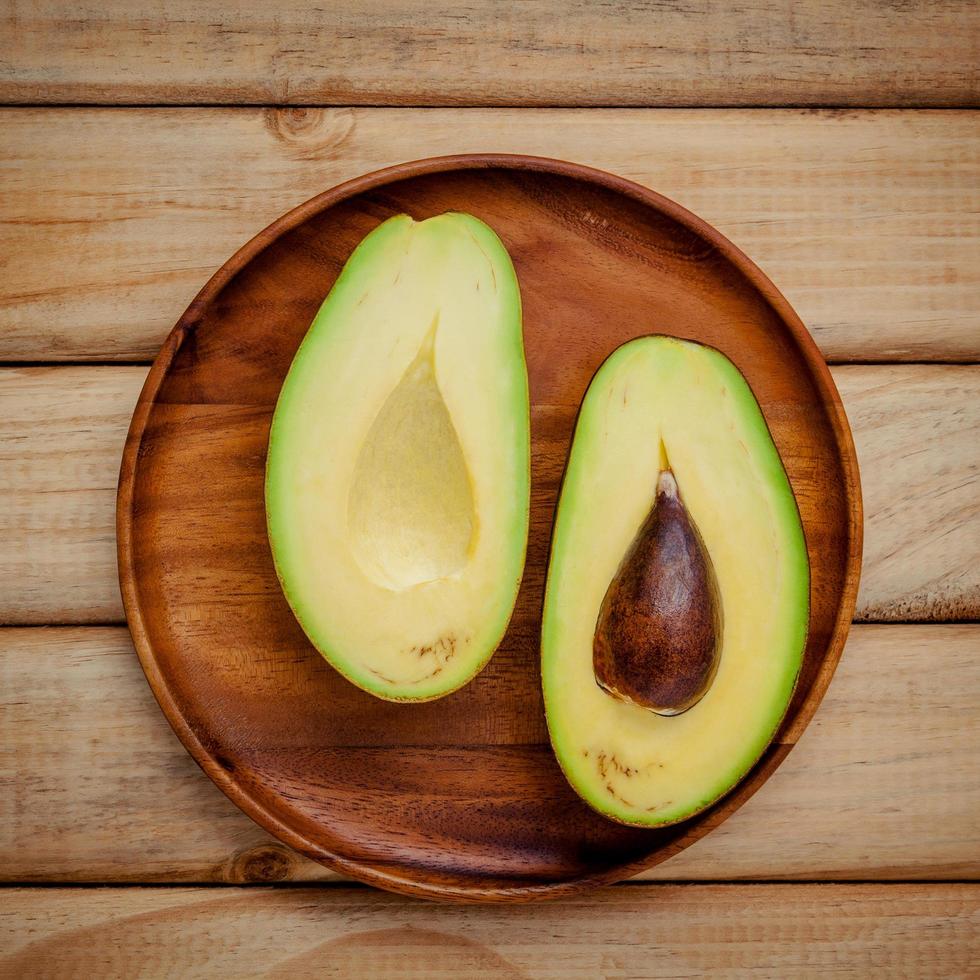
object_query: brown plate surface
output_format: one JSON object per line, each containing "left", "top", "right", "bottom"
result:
{"left": 118, "top": 155, "right": 863, "bottom": 902}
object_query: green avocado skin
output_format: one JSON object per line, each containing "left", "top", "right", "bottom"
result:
{"left": 266, "top": 213, "right": 529, "bottom": 702}
{"left": 541, "top": 336, "right": 809, "bottom": 827}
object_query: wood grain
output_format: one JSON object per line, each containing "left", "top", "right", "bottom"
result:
{"left": 2, "top": 1, "right": 978, "bottom": 107}
{"left": 2, "top": 365, "right": 975, "bottom": 627}
{"left": 2, "top": 884, "right": 977, "bottom": 977}
{"left": 1, "top": 108, "right": 978, "bottom": 362}
{"left": 1, "top": 626, "right": 976, "bottom": 884}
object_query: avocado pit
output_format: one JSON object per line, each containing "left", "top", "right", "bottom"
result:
{"left": 593, "top": 451, "right": 723, "bottom": 715}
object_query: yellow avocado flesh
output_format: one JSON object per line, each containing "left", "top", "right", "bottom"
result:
{"left": 266, "top": 213, "right": 529, "bottom": 701}
{"left": 542, "top": 337, "right": 809, "bottom": 825}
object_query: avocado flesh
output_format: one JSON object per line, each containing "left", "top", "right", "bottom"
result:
{"left": 542, "top": 336, "right": 809, "bottom": 826}
{"left": 267, "top": 213, "right": 529, "bottom": 701}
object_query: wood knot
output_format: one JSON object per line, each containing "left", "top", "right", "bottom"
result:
{"left": 229, "top": 842, "right": 294, "bottom": 883}
{"left": 263, "top": 108, "right": 356, "bottom": 161}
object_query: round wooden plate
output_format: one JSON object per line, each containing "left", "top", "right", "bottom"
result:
{"left": 118, "top": 155, "right": 862, "bottom": 902}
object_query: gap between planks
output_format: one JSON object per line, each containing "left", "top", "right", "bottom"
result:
{"left": 1, "top": 878, "right": 978, "bottom": 889}
{"left": 5, "top": 102, "right": 980, "bottom": 111}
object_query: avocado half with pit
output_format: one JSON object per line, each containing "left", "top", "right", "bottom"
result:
{"left": 267, "top": 213, "right": 529, "bottom": 701}
{"left": 542, "top": 336, "right": 809, "bottom": 826}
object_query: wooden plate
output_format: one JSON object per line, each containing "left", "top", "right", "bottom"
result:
{"left": 118, "top": 155, "right": 862, "bottom": 902}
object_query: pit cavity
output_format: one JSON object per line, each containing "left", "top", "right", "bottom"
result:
{"left": 348, "top": 323, "right": 475, "bottom": 590}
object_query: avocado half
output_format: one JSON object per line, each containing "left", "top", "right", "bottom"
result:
{"left": 542, "top": 336, "right": 809, "bottom": 826}
{"left": 267, "top": 213, "right": 529, "bottom": 701}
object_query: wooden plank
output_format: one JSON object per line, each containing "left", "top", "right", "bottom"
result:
{"left": 1, "top": 884, "right": 977, "bottom": 977}
{"left": 838, "top": 366, "right": 980, "bottom": 622}
{"left": 1, "top": 625, "right": 976, "bottom": 883}
{"left": 1, "top": 108, "right": 977, "bottom": 363}
{"left": 2, "top": 2, "right": 978, "bottom": 107}
{"left": 2, "top": 365, "right": 976, "bottom": 625}
{"left": 0, "top": 367, "right": 144, "bottom": 624}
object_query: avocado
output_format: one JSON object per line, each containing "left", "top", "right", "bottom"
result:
{"left": 542, "top": 336, "right": 808, "bottom": 826}
{"left": 267, "top": 213, "right": 529, "bottom": 701}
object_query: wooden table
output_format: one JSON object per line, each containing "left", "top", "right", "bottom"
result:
{"left": 1, "top": 4, "right": 978, "bottom": 975}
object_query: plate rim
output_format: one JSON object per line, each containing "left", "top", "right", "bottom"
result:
{"left": 117, "top": 153, "right": 864, "bottom": 902}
